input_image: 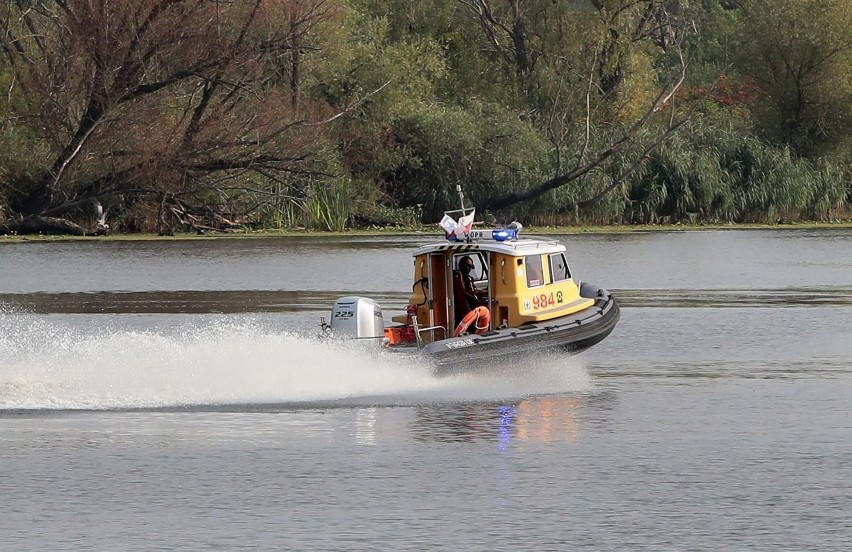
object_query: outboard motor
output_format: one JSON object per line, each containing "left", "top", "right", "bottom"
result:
{"left": 327, "top": 296, "right": 385, "bottom": 341}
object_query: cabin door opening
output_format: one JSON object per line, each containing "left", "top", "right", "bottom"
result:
{"left": 426, "top": 253, "right": 449, "bottom": 341}
{"left": 451, "top": 251, "right": 491, "bottom": 330}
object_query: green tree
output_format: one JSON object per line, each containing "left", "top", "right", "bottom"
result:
{"left": 735, "top": 0, "right": 852, "bottom": 157}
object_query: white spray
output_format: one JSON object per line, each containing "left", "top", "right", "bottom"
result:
{"left": 0, "top": 311, "right": 592, "bottom": 410}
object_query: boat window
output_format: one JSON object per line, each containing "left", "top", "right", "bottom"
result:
{"left": 549, "top": 253, "right": 571, "bottom": 282}
{"left": 525, "top": 255, "right": 544, "bottom": 288}
{"left": 454, "top": 252, "right": 487, "bottom": 281}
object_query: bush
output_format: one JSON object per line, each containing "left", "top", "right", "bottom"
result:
{"left": 377, "top": 102, "right": 552, "bottom": 221}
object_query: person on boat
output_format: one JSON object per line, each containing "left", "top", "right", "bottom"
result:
{"left": 453, "top": 255, "right": 488, "bottom": 322}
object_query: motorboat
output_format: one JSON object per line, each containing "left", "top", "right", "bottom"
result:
{"left": 322, "top": 206, "right": 620, "bottom": 369}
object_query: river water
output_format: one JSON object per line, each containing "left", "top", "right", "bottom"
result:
{"left": 1, "top": 229, "right": 851, "bottom": 550}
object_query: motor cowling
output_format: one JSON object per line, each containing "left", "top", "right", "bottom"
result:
{"left": 328, "top": 296, "right": 385, "bottom": 340}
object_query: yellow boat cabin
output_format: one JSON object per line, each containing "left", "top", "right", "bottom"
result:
{"left": 391, "top": 229, "right": 595, "bottom": 344}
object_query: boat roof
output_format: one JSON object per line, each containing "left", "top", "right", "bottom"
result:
{"left": 413, "top": 233, "right": 567, "bottom": 257}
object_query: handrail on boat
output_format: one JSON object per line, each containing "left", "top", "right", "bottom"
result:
{"left": 410, "top": 315, "right": 447, "bottom": 349}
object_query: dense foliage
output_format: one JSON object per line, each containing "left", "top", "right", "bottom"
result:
{"left": 1, "top": 0, "right": 849, "bottom": 234}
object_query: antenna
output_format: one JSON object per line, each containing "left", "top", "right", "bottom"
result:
{"left": 456, "top": 184, "right": 467, "bottom": 214}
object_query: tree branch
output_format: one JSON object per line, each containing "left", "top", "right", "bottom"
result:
{"left": 483, "top": 37, "right": 692, "bottom": 211}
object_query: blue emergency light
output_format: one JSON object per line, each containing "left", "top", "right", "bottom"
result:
{"left": 491, "top": 229, "right": 517, "bottom": 241}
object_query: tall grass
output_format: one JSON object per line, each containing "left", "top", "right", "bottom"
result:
{"left": 238, "top": 118, "right": 850, "bottom": 230}
{"left": 605, "top": 123, "right": 850, "bottom": 224}
{"left": 301, "top": 178, "right": 350, "bottom": 231}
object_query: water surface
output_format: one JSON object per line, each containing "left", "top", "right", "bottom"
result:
{"left": 1, "top": 229, "right": 851, "bottom": 550}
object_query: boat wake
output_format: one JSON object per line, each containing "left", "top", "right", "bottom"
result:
{"left": 0, "top": 312, "right": 592, "bottom": 411}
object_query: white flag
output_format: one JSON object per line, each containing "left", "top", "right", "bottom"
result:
{"left": 438, "top": 214, "right": 457, "bottom": 237}
{"left": 457, "top": 209, "right": 475, "bottom": 236}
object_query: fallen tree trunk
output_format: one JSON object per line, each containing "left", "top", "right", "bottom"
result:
{"left": 0, "top": 216, "right": 108, "bottom": 236}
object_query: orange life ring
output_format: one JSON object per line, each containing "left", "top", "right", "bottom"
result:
{"left": 452, "top": 306, "right": 491, "bottom": 337}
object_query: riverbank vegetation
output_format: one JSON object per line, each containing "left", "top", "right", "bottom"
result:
{"left": 1, "top": 0, "right": 849, "bottom": 235}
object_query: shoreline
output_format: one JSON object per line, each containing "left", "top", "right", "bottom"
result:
{"left": 2, "top": 220, "right": 852, "bottom": 242}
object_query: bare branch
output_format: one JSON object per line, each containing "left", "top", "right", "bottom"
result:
{"left": 484, "top": 35, "right": 692, "bottom": 211}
